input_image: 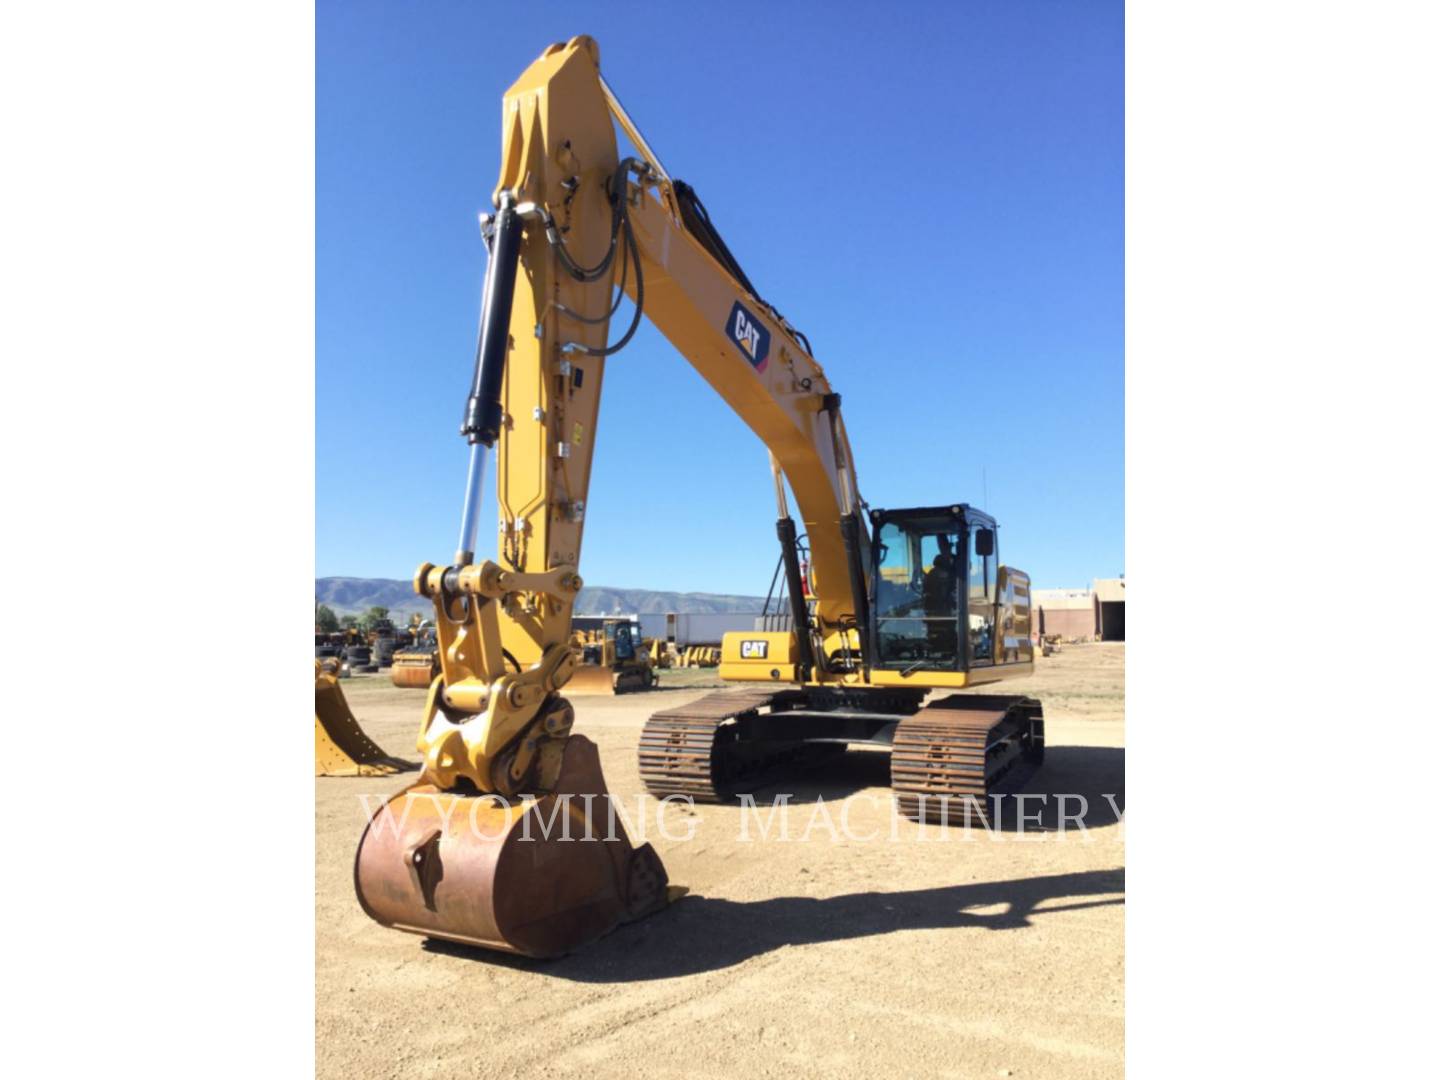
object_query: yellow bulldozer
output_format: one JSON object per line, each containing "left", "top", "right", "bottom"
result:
{"left": 353, "top": 37, "right": 1043, "bottom": 958}
{"left": 568, "top": 616, "right": 659, "bottom": 694}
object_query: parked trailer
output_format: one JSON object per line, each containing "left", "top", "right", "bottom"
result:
{"left": 636, "top": 612, "right": 766, "bottom": 648}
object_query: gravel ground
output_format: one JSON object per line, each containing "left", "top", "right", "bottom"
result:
{"left": 317, "top": 643, "right": 1124, "bottom": 1079}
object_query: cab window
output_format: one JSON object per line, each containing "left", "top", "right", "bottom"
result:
{"left": 873, "top": 518, "right": 960, "bottom": 670}
{"left": 606, "top": 621, "right": 637, "bottom": 661}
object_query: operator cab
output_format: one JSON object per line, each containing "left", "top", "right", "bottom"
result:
{"left": 868, "top": 504, "right": 998, "bottom": 673}
{"left": 607, "top": 619, "right": 638, "bottom": 661}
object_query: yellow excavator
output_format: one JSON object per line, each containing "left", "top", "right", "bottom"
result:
{"left": 354, "top": 37, "right": 1043, "bottom": 959}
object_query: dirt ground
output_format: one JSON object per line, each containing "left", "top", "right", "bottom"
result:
{"left": 317, "top": 643, "right": 1124, "bottom": 1079}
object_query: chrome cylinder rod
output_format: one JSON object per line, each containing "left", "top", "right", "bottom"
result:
{"left": 454, "top": 442, "right": 490, "bottom": 566}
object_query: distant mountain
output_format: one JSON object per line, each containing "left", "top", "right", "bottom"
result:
{"left": 315, "top": 577, "right": 765, "bottom": 618}
{"left": 315, "top": 577, "right": 429, "bottom": 618}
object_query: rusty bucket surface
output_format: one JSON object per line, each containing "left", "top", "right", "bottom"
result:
{"left": 354, "top": 734, "right": 670, "bottom": 958}
{"left": 315, "top": 665, "right": 416, "bottom": 777}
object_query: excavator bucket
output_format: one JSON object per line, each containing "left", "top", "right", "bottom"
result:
{"left": 354, "top": 734, "right": 671, "bottom": 958}
{"left": 315, "top": 663, "right": 415, "bottom": 776}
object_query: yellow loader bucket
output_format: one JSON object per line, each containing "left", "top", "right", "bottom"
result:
{"left": 316, "top": 662, "right": 415, "bottom": 776}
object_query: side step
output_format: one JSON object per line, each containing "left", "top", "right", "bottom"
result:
{"left": 890, "top": 695, "right": 1044, "bottom": 824}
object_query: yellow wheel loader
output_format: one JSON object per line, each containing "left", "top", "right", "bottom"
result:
{"left": 568, "top": 616, "right": 659, "bottom": 695}
{"left": 354, "top": 37, "right": 1043, "bottom": 959}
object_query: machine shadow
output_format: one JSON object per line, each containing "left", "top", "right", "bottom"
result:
{"left": 988, "top": 745, "right": 1125, "bottom": 831}
{"left": 423, "top": 866, "right": 1124, "bottom": 982}
{"left": 750, "top": 745, "right": 893, "bottom": 803}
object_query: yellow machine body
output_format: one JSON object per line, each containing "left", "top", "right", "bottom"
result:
{"left": 354, "top": 36, "right": 1043, "bottom": 958}
{"left": 716, "top": 631, "right": 798, "bottom": 684}
{"left": 722, "top": 567, "right": 1034, "bottom": 688}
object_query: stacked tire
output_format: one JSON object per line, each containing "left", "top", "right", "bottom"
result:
{"left": 373, "top": 635, "right": 399, "bottom": 668}
{"left": 343, "top": 645, "right": 377, "bottom": 674}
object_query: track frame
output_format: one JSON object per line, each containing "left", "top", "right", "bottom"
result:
{"left": 638, "top": 687, "right": 1043, "bottom": 820}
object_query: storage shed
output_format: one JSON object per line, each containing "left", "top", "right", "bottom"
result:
{"left": 1092, "top": 577, "right": 1126, "bottom": 641}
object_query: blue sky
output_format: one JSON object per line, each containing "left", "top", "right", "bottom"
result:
{"left": 317, "top": 1, "right": 1123, "bottom": 592}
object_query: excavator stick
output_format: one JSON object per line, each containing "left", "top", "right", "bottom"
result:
{"left": 315, "top": 662, "right": 415, "bottom": 777}
{"left": 354, "top": 733, "right": 669, "bottom": 957}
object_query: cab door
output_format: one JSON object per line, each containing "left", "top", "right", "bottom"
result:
{"left": 967, "top": 523, "right": 996, "bottom": 666}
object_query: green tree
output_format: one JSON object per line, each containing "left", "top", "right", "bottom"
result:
{"left": 358, "top": 605, "right": 391, "bottom": 634}
{"left": 315, "top": 603, "right": 340, "bottom": 633}
{"left": 340, "top": 614, "right": 358, "bottom": 631}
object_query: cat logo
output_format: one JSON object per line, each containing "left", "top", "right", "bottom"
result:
{"left": 739, "top": 639, "right": 769, "bottom": 659}
{"left": 726, "top": 300, "right": 771, "bottom": 372}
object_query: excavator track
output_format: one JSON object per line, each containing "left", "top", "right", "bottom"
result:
{"left": 890, "top": 695, "right": 1044, "bottom": 824}
{"left": 638, "top": 688, "right": 799, "bottom": 802}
